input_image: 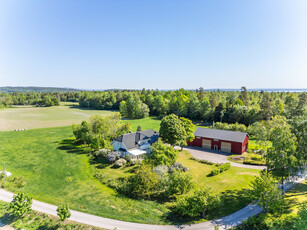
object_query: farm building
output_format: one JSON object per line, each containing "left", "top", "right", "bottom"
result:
{"left": 188, "top": 127, "right": 249, "bottom": 154}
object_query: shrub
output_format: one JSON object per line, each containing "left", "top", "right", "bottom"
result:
{"left": 153, "top": 165, "right": 169, "bottom": 176}
{"left": 243, "top": 154, "right": 265, "bottom": 166}
{"left": 106, "top": 151, "right": 121, "bottom": 163}
{"left": 169, "top": 162, "right": 189, "bottom": 173}
{"left": 192, "top": 158, "right": 215, "bottom": 165}
{"left": 209, "top": 168, "right": 220, "bottom": 176}
{"left": 114, "top": 158, "right": 127, "bottom": 168}
{"left": 57, "top": 204, "right": 71, "bottom": 221}
{"left": 219, "top": 162, "right": 231, "bottom": 172}
{"left": 119, "top": 164, "right": 159, "bottom": 198}
{"left": 10, "top": 192, "right": 32, "bottom": 217}
{"left": 166, "top": 170, "right": 194, "bottom": 197}
{"left": 94, "top": 148, "right": 110, "bottom": 157}
{"left": 123, "top": 154, "right": 132, "bottom": 163}
{"left": 130, "top": 158, "right": 142, "bottom": 165}
{"left": 209, "top": 163, "right": 231, "bottom": 176}
{"left": 174, "top": 188, "right": 221, "bottom": 218}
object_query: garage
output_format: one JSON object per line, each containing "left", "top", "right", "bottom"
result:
{"left": 221, "top": 142, "right": 231, "bottom": 153}
{"left": 202, "top": 139, "right": 211, "bottom": 149}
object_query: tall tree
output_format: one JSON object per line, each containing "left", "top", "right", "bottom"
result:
{"left": 179, "top": 117, "right": 195, "bottom": 150}
{"left": 260, "top": 93, "right": 273, "bottom": 120}
{"left": 266, "top": 125, "right": 297, "bottom": 191}
{"left": 159, "top": 114, "right": 187, "bottom": 147}
{"left": 240, "top": 86, "right": 249, "bottom": 106}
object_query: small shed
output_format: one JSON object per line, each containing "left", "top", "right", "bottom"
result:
{"left": 188, "top": 127, "right": 249, "bottom": 154}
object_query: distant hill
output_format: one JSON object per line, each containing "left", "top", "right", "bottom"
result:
{"left": 0, "top": 86, "right": 82, "bottom": 93}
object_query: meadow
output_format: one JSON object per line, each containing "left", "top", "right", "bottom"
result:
{"left": 0, "top": 105, "right": 261, "bottom": 224}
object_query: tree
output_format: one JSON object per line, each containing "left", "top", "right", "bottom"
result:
{"left": 149, "top": 139, "right": 178, "bottom": 166}
{"left": 159, "top": 114, "right": 187, "bottom": 147}
{"left": 120, "top": 95, "right": 149, "bottom": 119}
{"left": 174, "top": 188, "right": 221, "bottom": 218}
{"left": 166, "top": 170, "right": 194, "bottom": 197}
{"left": 266, "top": 125, "right": 297, "bottom": 191}
{"left": 179, "top": 117, "right": 195, "bottom": 150}
{"left": 137, "top": 125, "right": 142, "bottom": 131}
{"left": 239, "top": 86, "right": 249, "bottom": 106}
{"left": 290, "top": 116, "right": 307, "bottom": 167}
{"left": 10, "top": 192, "right": 32, "bottom": 217}
{"left": 249, "top": 171, "right": 284, "bottom": 213}
{"left": 57, "top": 204, "right": 71, "bottom": 221}
{"left": 260, "top": 93, "right": 273, "bottom": 120}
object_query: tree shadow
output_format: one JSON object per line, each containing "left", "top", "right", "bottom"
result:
{"left": 0, "top": 213, "right": 15, "bottom": 226}
{"left": 57, "top": 138, "right": 89, "bottom": 155}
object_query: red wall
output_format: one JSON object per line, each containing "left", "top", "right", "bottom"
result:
{"left": 188, "top": 134, "right": 249, "bottom": 155}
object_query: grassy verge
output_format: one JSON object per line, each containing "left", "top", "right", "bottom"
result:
{"left": 0, "top": 200, "right": 104, "bottom": 230}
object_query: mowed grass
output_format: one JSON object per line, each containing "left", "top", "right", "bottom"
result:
{"left": 0, "top": 102, "right": 114, "bottom": 131}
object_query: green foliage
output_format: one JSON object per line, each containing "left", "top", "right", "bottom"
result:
{"left": 213, "top": 122, "right": 247, "bottom": 132}
{"left": 249, "top": 171, "right": 285, "bottom": 214}
{"left": 180, "top": 117, "right": 195, "bottom": 143}
{"left": 57, "top": 203, "right": 71, "bottom": 221}
{"left": 166, "top": 170, "right": 194, "bottom": 197}
{"left": 120, "top": 164, "right": 159, "bottom": 199}
{"left": 243, "top": 154, "right": 265, "bottom": 166}
{"left": 137, "top": 125, "right": 142, "bottom": 131}
{"left": 266, "top": 125, "right": 297, "bottom": 186}
{"left": 209, "top": 163, "right": 231, "bottom": 176}
{"left": 290, "top": 116, "right": 307, "bottom": 167}
{"left": 174, "top": 188, "right": 221, "bottom": 218}
{"left": 159, "top": 114, "right": 187, "bottom": 146}
{"left": 293, "top": 202, "right": 307, "bottom": 230}
{"left": 10, "top": 192, "right": 33, "bottom": 217}
{"left": 149, "top": 139, "right": 178, "bottom": 166}
{"left": 120, "top": 95, "right": 149, "bottom": 119}
{"left": 114, "top": 158, "right": 127, "bottom": 168}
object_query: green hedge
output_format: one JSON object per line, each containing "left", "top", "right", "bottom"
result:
{"left": 209, "top": 163, "right": 231, "bottom": 176}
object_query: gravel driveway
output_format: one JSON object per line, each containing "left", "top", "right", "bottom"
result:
{"left": 181, "top": 146, "right": 266, "bottom": 170}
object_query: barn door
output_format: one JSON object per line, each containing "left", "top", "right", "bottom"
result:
{"left": 221, "top": 142, "right": 231, "bottom": 153}
{"left": 202, "top": 139, "right": 211, "bottom": 149}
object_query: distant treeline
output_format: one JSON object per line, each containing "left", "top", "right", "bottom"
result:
{"left": 0, "top": 88, "right": 306, "bottom": 126}
{"left": 0, "top": 92, "right": 80, "bottom": 108}
{"left": 77, "top": 88, "right": 306, "bottom": 125}
{"left": 0, "top": 86, "right": 81, "bottom": 93}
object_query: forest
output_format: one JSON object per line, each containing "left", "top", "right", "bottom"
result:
{"left": 0, "top": 88, "right": 306, "bottom": 126}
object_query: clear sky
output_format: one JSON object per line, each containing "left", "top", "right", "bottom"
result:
{"left": 0, "top": 0, "right": 306, "bottom": 90}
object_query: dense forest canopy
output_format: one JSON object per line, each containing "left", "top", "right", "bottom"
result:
{"left": 0, "top": 88, "right": 306, "bottom": 126}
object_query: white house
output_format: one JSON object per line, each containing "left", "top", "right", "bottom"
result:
{"left": 111, "top": 129, "right": 159, "bottom": 158}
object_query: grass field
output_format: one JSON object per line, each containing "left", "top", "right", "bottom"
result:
{"left": 0, "top": 102, "right": 114, "bottom": 131}
{"left": 0, "top": 125, "right": 260, "bottom": 224}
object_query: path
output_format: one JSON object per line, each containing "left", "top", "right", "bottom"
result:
{"left": 0, "top": 174, "right": 305, "bottom": 230}
{"left": 180, "top": 146, "right": 266, "bottom": 170}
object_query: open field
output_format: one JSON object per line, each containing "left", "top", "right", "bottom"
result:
{"left": 0, "top": 103, "right": 114, "bottom": 131}
{"left": 0, "top": 125, "right": 260, "bottom": 224}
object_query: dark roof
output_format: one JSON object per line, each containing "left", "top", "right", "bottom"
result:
{"left": 114, "top": 129, "right": 159, "bottom": 150}
{"left": 194, "top": 127, "right": 248, "bottom": 143}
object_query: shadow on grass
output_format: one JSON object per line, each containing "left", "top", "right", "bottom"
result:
{"left": 0, "top": 213, "right": 14, "bottom": 227}
{"left": 57, "top": 138, "right": 88, "bottom": 155}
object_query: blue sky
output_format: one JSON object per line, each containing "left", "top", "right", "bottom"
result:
{"left": 0, "top": 0, "right": 306, "bottom": 90}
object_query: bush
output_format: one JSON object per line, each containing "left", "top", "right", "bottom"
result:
{"left": 130, "top": 158, "right": 142, "bottom": 165}
{"left": 174, "top": 188, "right": 221, "bottom": 218}
{"left": 114, "top": 158, "right": 127, "bottom": 168}
{"left": 192, "top": 158, "right": 215, "bottom": 165}
{"left": 10, "top": 192, "right": 32, "bottom": 217}
{"left": 57, "top": 204, "right": 71, "bottom": 221}
{"left": 169, "top": 162, "right": 189, "bottom": 173}
{"left": 166, "top": 170, "right": 194, "bottom": 197}
{"left": 94, "top": 148, "right": 110, "bottom": 157}
{"left": 106, "top": 151, "right": 121, "bottom": 163}
{"left": 209, "top": 163, "right": 231, "bottom": 176}
{"left": 153, "top": 165, "right": 169, "bottom": 176}
{"left": 209, "top": 168, "right": 220, "bottom": 176}
{"left": 219, "top": 162, "right": 231, "bottom": 172}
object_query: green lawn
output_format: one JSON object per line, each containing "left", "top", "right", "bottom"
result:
{"left": 0, "top": 126, "right": 260, "bottom": 224}
{"left": 0, "top": 102, "right": 114, "bottom": 131}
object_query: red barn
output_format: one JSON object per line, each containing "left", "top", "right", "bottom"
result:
{"left": 188, "top": 127, "right": 249, "bottom": 154}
